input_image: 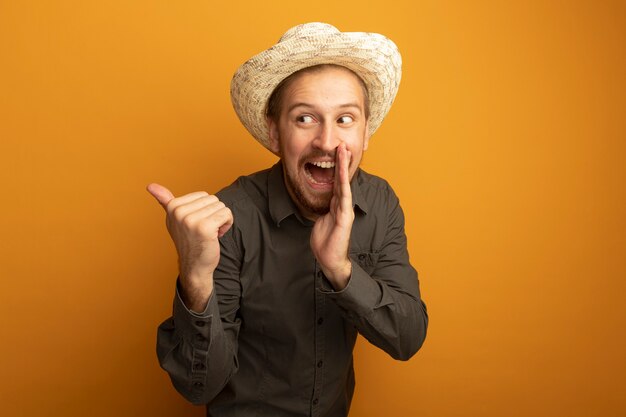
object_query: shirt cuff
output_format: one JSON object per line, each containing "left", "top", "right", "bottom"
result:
{"left": 173, "top": 279, "right": 220, "bottom": 347}
{"left": 317, "top": 260, "right": 390, "bottom": 318}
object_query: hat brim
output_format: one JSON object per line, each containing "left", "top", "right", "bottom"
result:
{"left": 230, "top": 24, "right": 402, "bottom": 151}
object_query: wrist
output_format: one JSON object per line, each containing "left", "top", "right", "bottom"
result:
{"left": 321, "top": 259, "right": 352, "bottom": 291}
{"left": 180, "top": 272, "right": 214, "bottom": 313}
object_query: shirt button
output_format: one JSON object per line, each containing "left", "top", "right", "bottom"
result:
{"left": 193, "top": 362, "right": 206, "bottom": 371}
{"left": 358, "top": 253, "right": 366, "bottom": 261}
{"left": 195, "top": 333, "right": 204, "bottom": 342}
{"left": 317, "top": 271, "right": 324, "bottom": 278}
{"left": 317, "top": 360, "right": 323, "bottom": 368}
{"left": 317, "top": 317, "right": 324, "bottom": 325}
{"left": 313, "top": 398, "right": 319, "bottom": 405}
{"left": 193, "top": 381, "right": 204, "bottom": 388}
{"left": 195, "top": 320, "right": 205, "bottom": 327}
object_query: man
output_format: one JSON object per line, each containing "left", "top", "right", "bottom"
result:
{"left": 147, "top": 22, "right": 428, "bottom": 417}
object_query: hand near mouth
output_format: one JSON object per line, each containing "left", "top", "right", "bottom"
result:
{"left": 310, "top": 142, "right": 354, "bottom": 290}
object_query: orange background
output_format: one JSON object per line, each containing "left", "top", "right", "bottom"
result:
{"left": 1, "top": 1, "right": 625, "bottom": 416}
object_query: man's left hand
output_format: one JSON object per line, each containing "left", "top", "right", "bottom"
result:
{"left": 310, "top": 142, "right": 354, "bottom": 290}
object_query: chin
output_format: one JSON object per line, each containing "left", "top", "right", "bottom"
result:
{"left": 298, "top": 188, "right": 332, "bottom": 216}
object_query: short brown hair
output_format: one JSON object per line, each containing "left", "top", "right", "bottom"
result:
{"left": 266, "top": 64, "right": 370, "bottom": 122}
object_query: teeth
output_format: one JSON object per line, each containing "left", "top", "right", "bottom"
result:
{"left": 311, "top": 161, "right": 335, "bottom": 169}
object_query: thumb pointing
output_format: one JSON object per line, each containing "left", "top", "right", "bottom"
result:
{"left": 146, "top": 183, "right": 175, "bottom": 209}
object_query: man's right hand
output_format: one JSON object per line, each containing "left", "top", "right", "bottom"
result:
{"left": 147, "top": 183, "right": 234, "bottom": 312}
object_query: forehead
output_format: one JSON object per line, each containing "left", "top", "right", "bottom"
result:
{"left": 282, "top": 66, "right": 366, "bottom": 109}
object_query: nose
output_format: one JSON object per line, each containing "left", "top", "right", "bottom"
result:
{"left": 313, "top": 122, "right": 340, "bottom": 153}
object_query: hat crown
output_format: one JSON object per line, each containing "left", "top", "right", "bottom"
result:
{"left": 231, "top": 22, "right": 402, "bottom": 152}
{"left": 278, "top": 22, "right": 339, "bottom": 43}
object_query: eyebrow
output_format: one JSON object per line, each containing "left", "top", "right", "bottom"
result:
{"left": 286, "top": 102, "right": 363, "bottom": 114}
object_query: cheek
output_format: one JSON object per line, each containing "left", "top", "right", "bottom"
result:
{"left": 282, "top": 137, "right": 310, "bottom": 160}
{"left": 280, "top": 143, "right": 306, "bottom": 169}
{"left": 346, "top": 138, "right": 365, "bottom": 159}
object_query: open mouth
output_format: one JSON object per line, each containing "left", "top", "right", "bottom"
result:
{"left": 304, "top": 161, "right": 335, "bottom": 185}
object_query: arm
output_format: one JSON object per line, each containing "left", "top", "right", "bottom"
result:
{"left": 156, "top": 230, "right": 243, "bottom": 404}
{"left": 320, "top": 192, "right": 428, "bottom": 360}
{"left": 309, "top": 146, "right": 427, "bottom": 361}
{"left": 147, "top": 183, "right": 241, "bottom": 404}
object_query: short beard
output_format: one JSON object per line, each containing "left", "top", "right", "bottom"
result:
{"left": 284, "top": 168, "right": 331, "bottom": 216}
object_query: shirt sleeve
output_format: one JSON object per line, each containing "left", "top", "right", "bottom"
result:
{"left": 318, "top": 188, "right": 428, "bottom": 361}
{"left": 156, "top": 228, "right": 243, "bottom": 405}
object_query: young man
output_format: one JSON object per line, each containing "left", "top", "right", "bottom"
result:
{"left": 148, "top": 22, "right": 428, "bottom": 417}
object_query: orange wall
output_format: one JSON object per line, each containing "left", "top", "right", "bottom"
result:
{"left": 1, "top": 1, "right": 624, "bottom": 416}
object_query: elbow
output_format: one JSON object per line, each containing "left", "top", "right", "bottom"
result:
{"left": 392, "top": 331, "right": 426, "bottom": 361}
{"left": 160, "top": 359, "right": 222, "bottom": 406}
{"left": 395, "top": 327, "right": 427, "bottom": 361}
{"left": 169, "top": 357, "right": 238, "bottom": 406}
{"left": 157, "top": 338, "right": 236, "bottom": 406}
{"left": 170, "top": 366, "right": 234, "bottom": 406}
{"left": 392, "top": 302, "right": 429, "bottom": 361}
{"left": 173, "top": 379, "right": 214, "bottom": 406}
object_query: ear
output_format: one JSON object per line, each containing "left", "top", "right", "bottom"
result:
{"left": 267, "top": 118, "right": 281, "bottom": 155}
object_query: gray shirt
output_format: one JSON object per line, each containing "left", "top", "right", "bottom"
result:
{"left": 157, "top": 161, "right": 428, "bottom": 417}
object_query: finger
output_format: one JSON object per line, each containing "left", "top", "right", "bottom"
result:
{"left": 170, "top": 194, "right": 219, "bottom": 219}
{"left": 167, "top": 191, "right": 211, "bottom": 214}
{"left": 340, "top": 147, "right": 351, "bottom": 185}
{"left": 182, "top": 200, "right": 227, "bottom": 226}
{"left": 197, "top": 206, "right": 234, "bottom": 238}
{"left": 335, "top": 143, "right": 352, "bottom": 212}
{"left": 146, "top": 183, "right": 175, "bottom": 209}
{"left": 217, "top": 207, "right": 234, "bottom": 238}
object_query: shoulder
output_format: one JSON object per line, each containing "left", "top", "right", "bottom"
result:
{"left": 356, "top": 169, "right": 394, "bottom": 190}
{"left": 216, "top": 167, "right": 271, "bottom": 214}
{"left": 214, "top": 167, "right": 273, "bottom": 252}
{"left": 355, "top": 168, "right": 400, "bottom": 207}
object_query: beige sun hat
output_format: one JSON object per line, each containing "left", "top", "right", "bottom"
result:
{"left": 230, "top": 22, "right": 402, "bottom": 151}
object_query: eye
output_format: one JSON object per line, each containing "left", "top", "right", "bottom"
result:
{"left": 296, "top": 115, "right": 315, "bottom": 123}
{"left": 337, "top": 115, "right": 354, "bottom": 124}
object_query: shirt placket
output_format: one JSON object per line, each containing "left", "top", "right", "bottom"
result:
{"left": 311, "top": 263, "right": 326, "bottom": 416}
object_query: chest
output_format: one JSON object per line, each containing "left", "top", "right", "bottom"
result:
{"left": 236, "top": 214, "right": 382, "bottom": 334}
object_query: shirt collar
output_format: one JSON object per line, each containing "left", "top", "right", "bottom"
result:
{"left": 351, "top": 169, "right": 369, "bottom": 215}
{"left": 268, "top": 161, "right": 299, "bottom": 226}
{"left": 268, "top": 161, "right": 369, "bottom": 227}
